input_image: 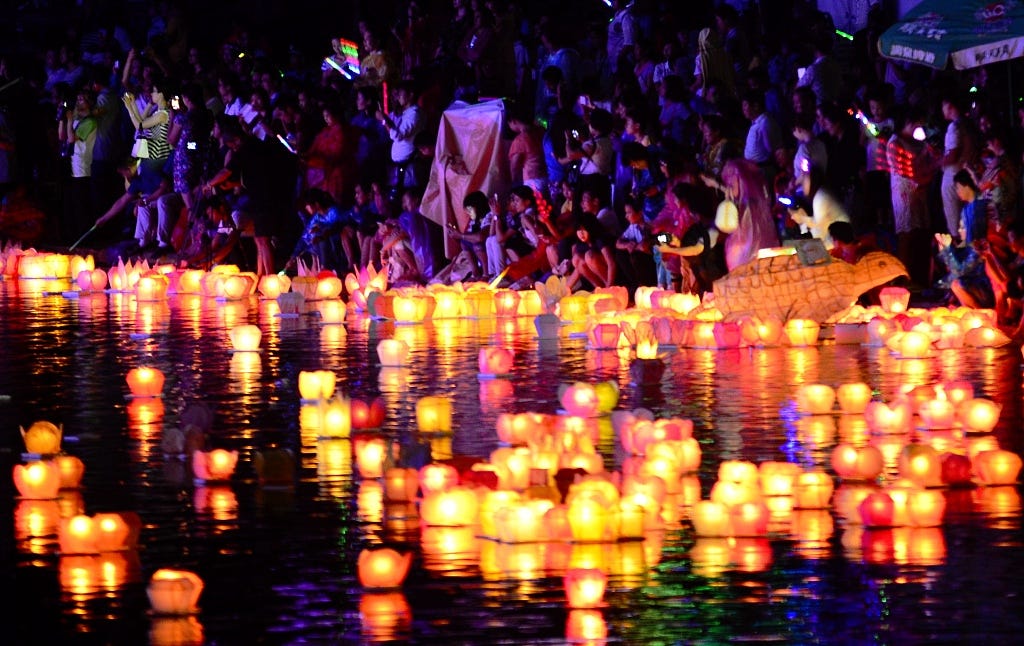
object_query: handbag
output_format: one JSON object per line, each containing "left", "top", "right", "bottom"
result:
{"left": 131, "top": 130, "right": 150, "bottom": 159}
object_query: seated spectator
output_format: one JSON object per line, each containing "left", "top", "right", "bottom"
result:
{"left": 615, "top": 198, "right": 657, "bottom": 296}
{"left": 787, "top": 164, "right": 850, "bottom": 248}
{"left": 338, "top": 182, "right": 383, "bottom": 270}
{"left": 936, "top": 173, "right": 994, "bottom": 308}
{"left": 284, "top": 188, "right": 344, "bottom": 273}
{"left": 398, "top": 188, "right": 439, "bottom": 281}
{"left": 566, "top": 213, "right": 616, "bottom": 291}
{"left": 442, "top": 190, "right": 491, "bottom": 281}
{"left": 828, "top": 220, "right": 879, "bottom": 264}
{"left": 580, "top": 185, "right": 620, "bottom": 240}
{"left": 485, "top": 185, "right": 538, "bottom": 278}
{"left": 377, "top": 218, "right": 421, "bottom": 285}
{"left": 508, "top": 107, "right": 548, "bottom": 196}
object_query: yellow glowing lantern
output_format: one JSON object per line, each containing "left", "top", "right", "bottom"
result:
{"left": 957, "top": 398, "right": 1001, "bottom": 433}
{"left": 691, "top": 500, "right": 731, "bottom": 537}
{"left": 228, "top": 324, "right": 262, "bottom": 352}
{"left": 357, "top": 548, "right": 412, "bottom": 589}
{"left": 125, "top": 366, "right": 165, "bottom": 398}
{"left": 478, "top": 346, "right": 514, "bottom": 377}
{"left": 864, "top": 399, "right": 912, "bottom": 434}
{"left": 148, "top": 569, "right": 204, "bottom": 615}
{"left": 963, "top": 325, "right": 1012, "bottom": 347}
{"left": 894, "top": 330, "right": 932, "bottom": 358}
{"left": 973, "top": 450, "right": 1022, "bottom": 485}
{"left": 76, "top": 268, "right": 108, "bottom": 292}
{"left": 516, "top": 289, "right": 543, "bottom": 316}
{"left": 219, "top": 273, "right": 253, "bottom": 300}
{"left": 316, "top": 298, "right": 348, "bottom": 325}
{"left": 58, "top": 514, "right": 99, "bottom": 554}
{"left": 557, "top": 294, "right": 590, "bottom": 323}
{"left": 464, "top": 289, "right": 496, "bottom": 318}
{"left": 192, "top": 449, "right": 239, "bottom": 482}
{"left": 21, "top": 420, "right": 63, "bottom": 455}
{"left": 494, "top": 500, "right": 553, "bottom": 543}
{"left": 830, "top": 443, "right": 884, "bottom": 481}
{"left": 416, "top": 396, "right": 452, "bottom": 433}
{"left": 384, "top": 468, "right": 419, "bottom": 502}
{"left": 879, "top": 286, "right": 911, "bottom": 313}
{"left": 918, "top": 397, "right": 955, "bottom": 429}
{"left": 13, "top": 460, "right": 61, "bottom": 499}
{"left": 419, "top": 463, "right": 459, "bottom": 495}
{"left": 319, "top": 396, "right": 351, "bottom": 439}
{"left": 740, "top": 316, "right": 785, "bottom": 346}
{"left": 836, "top": 382, "right": 872, "bottom": 415}
{"left": 390, "top": 293, "right": 429, "bottom": 323}
{"left": 298, "top": 370, "right": 336, "bottom": 401}
{"left": 173, "top": 268, "right": 203, "bottom": 294}
{"left": 55, "top": 454, "right": 85, "bottom": 489}
{"left": 376, "top": 338, "right": 410, "bottom": 367}
{"left": 564, "top": 568, "right": 607, "bottom": 609}
{"left": 257, "top": 273, "right": 290, "bottom": 299}
{"left": 718, "top": 460, "right": 759, "bottom": 486}
{"left": 430, "top": 289, "right": 463, "bottom": 318}
{"left": 313, "top": 274, "right": 343, "bottom": 300}
{"left": 567, "top": 497, "right": 610, "bottom": 542}
{"left": 709, "top": 480, "right": 761, "bottom": 507}
{"left": 792, "top": 471, "right": 835, "bottom": 509}
{"left": 420, "top": 486, "right": 479, "bottom": 526}
{"left": 354, "top": 435, "right": 388, "bottom": 479}
{"left": 906, "top": 488, "right": 945, "bottom": 527}
{"left": 795, "top": 384, "right": 836, "bottom": 415}
{"left": 635, "top": 335, "right": 659, "bottom": 360}
{"left": 784, "top": 319, "right": 820, "bottom": 346}
{"left": 758, "top": 461, "right": 802, "bottom": 497}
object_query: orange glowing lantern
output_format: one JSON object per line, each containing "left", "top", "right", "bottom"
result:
{"left": 384, "top": 468, "right": 419, "bottom": 502}
{"left": 718, "top": 460, "right": 759, "bottom": 486}
{"left": 351, "top": 397, "right": 386, "bottom": 430}
{"left": 973, "top": 450, "right": 1022, "bottom": 485}
{"left": 21, "top": 420, "right": 63, "bottom": 455}
{"left": 893, "top": 330, "right": 932, "bottom": 358}
{"left": 564, "top": 568, "right": 607, "bottom": 608}
{"left": 220, "top": 272, "right": 256, "bottom": 300}
{"left": 494, "top": 500, "right": 553, "bottom": 543}
{"left": 784, "top": 319, "right": 820, "bottom": 346}
{"left": 795, "top": 384, "right": 836, "bottom": 415}
{"left": 95, "top": 511, "right": 140, "bottom": 552}
{"left": 464, "top": 289, "right": 496, "bottom": 318}
{"left": 560, "top": 382, "right": 600, "bottom": 417}
{"left": 228, "top": 324, "right": 262, "bottom": 352}
{"left": 430, "top": 289, "right": 464, "bottom": 318}
{"left": 729, "top": 500, "right": 770, "bottom": 536}
{"left": 148, "top": 569, "right": 204, "bottom": 615}
{"left": 566, "top": 609, "right": 607, "bottom": 644}
{"left": 354, "top": 435, "right": 388, "bottom": 479}
{"left": 125, "top": 366, "right": 165, "bottom": 398}
{"left": 55, "top": 454, "right": 85, "bottom": 489}
{"left": 918, "top": 397, "right": 956, "bottom": 429}
{"left": 866, "top": 316, "right": 895, "bottom": 346}
{"left": 957, "top": 398, "right": 1001, "bottom": 433}
{"left": 830, "top": 443, "right": 883, "bottom": 481}
{"left": 963, "top": 325, "right": 1012, "bottom": 347}
{"left": 316, "top": 298, "right": 348, "bottom": 325}
{"left": 376, "top": 338, "right": 409, "bottom": 367}
{"left": 478, "top": 346, "right": 514, "bottom": 377}
{"left": 740, "top": 316, "right": 785, "bottom": 346}
{"left": 864, "top": 399, "right": 912, "bottom": 434}
{"left": 415, "top": 396, "right": 452, "bottom": 433}
{"left": 58, "top": 514, "right": 99, "bottom": 554}
{"left": 420, "top": 486, "right": 479, "bottom": 526}
{"left": 493, "top": 289, "right": 521, "bottom": 317}
{"left": 192, "top": 449, "right": 239, "bottom": 482}
{"left": 879, "top": 286, "right": 911, "bottom": 313}
{"left": 758, "top": 461, "right": 802, "bottom": 497}
{"left": 898, "top": 444, "right": 942, "bottom": 487}
{"left": 836, "top": 382, "right": 872, "bottom": 415}
{"left": 314, "top": 274, "right": 344, "bottom": 300}
{"left": 13, "top": 460, "right": 61, "bottom": 499}
{"left": 357, "top": 548, "right": 412, "bottom": 589}
{"left": 567, "top": 497, "right": 610, "bottom": 542}
{"left": 906, "top": 488, "right": 945, "bottom": 527}
{"left": 792, "top": 471, "right": 835, "bottom": 509}
{"left": 298, "top": 370, "right": 336, "bottom": 401}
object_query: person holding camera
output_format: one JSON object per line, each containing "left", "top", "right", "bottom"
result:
{"left": 58, "top": 88, "right": 98, "bottom": 243}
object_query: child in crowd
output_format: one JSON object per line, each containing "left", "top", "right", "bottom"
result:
{"left": 615, "top": 198, "right": 657, "bottom": 295}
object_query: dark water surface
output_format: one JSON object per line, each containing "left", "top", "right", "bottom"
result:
{"left": 2, "top": 278, "right": 1023, "bottom": 645}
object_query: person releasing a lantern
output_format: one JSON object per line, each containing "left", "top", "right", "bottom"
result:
{"left": 701, "top": 158, "right": 778, "bottom": 271}
{"left": 935, "top": 171, "right": 995, "bottom": 309}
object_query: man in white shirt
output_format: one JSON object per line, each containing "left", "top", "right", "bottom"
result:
{"left": 376, "top": 80, "right": 423, "bottom": 197}
{"left": 606, "top": 0, "right": 636, "bottom": 74}
{"left": 742, "top": 91, "right": 782, "bottom": 176}
{"left": 939, "top": 94, "right": 978, "bottom": 237}
{"left": 796, "top": 35, "right": 842, "bottom": 106}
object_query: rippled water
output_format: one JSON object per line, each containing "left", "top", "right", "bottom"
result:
{"left": 2, "top": 278, "right": 1023, "bottom": 645}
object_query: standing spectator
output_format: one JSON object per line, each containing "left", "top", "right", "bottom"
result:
{"left": 507, "top": 108, "right": 547, "bottom": 196}
{"left": 303, "top": 101, "right": 353, "bottom": 207}
{"left": 790, "top": 115, "right": 828, "bottom": 191}
{"left": 741, "top": 90, "right": 783, "bottom": 182}
{"left": 58, "top": 87, "right": 97, "bottom": 242}
{"left": 166, "top": 82, "right": 213, "bottom": 217}
{"left": 691, "top": 27, "right": 734, "bottom": 99}
{"left": 703, "top": 158, "right": 779, "bottom": 270}
{"left": 939, "top": 92, "right": 980, "bottom": 237}
{"left": 818, "top": 102, "right": 864, "bottom": 228}
{"left": 859, "top": 87, "right": 895, "bottom": 236}
{"left": 796, "top": 34, "right": 843, "bottom": 106}
{"left": 376, "top": 80, "right": 424, "bottom": 202}
{"left": 787, "top": 163, "right": 851, "bottom": 248}
{"left": 887, "top": 108, "right": 937, "bottom": 288}
{"left": 88, "top": 67, "right": 128, "bottom": 218}
{"left": 124, "top": 79, "right": 173, "bottom": 173}
{"left": 714, "top": 4, "right": 749, "bottom": 87}
{"left": 606, "top": 0, "right": 636, "bottom": 75}
{"left": 355, "top": 30, "right": 392, "bottom": 90}
{"left": 349, "top": 86, "right": 390, "bottom": 190}
{"left": 697, "top": 114, "right": 740, "bottom": 181}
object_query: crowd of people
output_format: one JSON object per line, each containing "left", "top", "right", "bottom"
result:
{"left": 1, "top": 0, "right": 1023, "bottom": 336}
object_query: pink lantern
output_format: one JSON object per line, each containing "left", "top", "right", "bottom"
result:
{"left": 76, "top": 268, "right": 108, "bottom": 292}
{"left": 192, "top": 449, "right": 239, "bottom": 482}
{"left": 560, "top": 382, "right": 600, "bottom": 417}
{"left": 588, "top": 323, "right": 621, "bottom": 350}
{"left": 878, "top": 286, "right": 911, "bottom": 313}
{"left": 478, "top": 347, "right": 514, "bottom": 377}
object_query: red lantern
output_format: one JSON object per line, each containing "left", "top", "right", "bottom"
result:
{"left": 940, "top": 453, "right": 974, "bottom": 487}
{"left": 858, "top": 491, "right": 895, "bottom": 527}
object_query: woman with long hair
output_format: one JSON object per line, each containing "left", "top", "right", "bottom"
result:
{"left": 707, "top": 158, "right": 779, "bottom": 270}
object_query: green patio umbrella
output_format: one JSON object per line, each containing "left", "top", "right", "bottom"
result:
{"left": 878, "top": 0, "right": 1024, "bottom": 70}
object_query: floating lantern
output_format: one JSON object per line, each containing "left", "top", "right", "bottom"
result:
{"left": 729, "top": 500, "right": 770, "bottom": 536}
{"left": 430, "top": 290, "right": 463, "bottom": 319}
{"left": 416, "top": 396, "right": 452, "bottom": 433}
{"left": 13, "top": 460, "right": 61, "bottom": 499}
{"left": 384, "top": 468, "right": 419, "bottom": 502}
{"left": 55, "top": 454, "right": 85, "bottom": 489}
{"left": 963, "top": 325, "right": 1011, "bottom": 348}
{"left": 879, "top": 286, "right": 911, "bottom": 313}
{"left": 126, "top": 366, "right": 165, "bottom": 398}
{"left": 494, "top": 289, "right": 521, "bottom": 317}
{"left": 973, "top": 450, "right": 1022, "bottom": 485}
{"left": 830, "top": 444, "right": 883, "bottom": 481}
{"left": 76, "top": 268, "right": 108, "bottom": 292}
{"left": 298, "top": 370, "right": 336, "bottom": 401}
{"left": 478, "top": 346, "right": 514, "bottom": 377}
{"left": 792, "top": 471, "right": 835, "bottom": 509}
{"left": 588, "top": 323, "right": 621, "bottom": 350}
{"left": 228, "top": 324, "right": 262, "bottom": 352}
{"left": 257, "top": 273, "right": 290, "bottom": 299}
{"left": 21, "top": 420, "right": 63, "bottom": 455}
{"left": 319, "top": 396, "right": 351, "bottom": 438}
{"left": 691, "top": 500, "right": 731, "bottom": 537}
{"left": 277, "top": 291, "right": 305, "bottom": 316}
{"left": 357, "top": 548, "right": 412, "bottom": 589}
{"left": 718, "top": 460, "right": 759, "bottom": 486}
{"left": 893, "top": 330, "right": 932, "bottom": 358}
{"left": 494, "top": 500, "right": 552, "bottom": 543}
{"left": 564, "top": 568, "right": 607, "bottom": 608}
{"left": 898, "top": 444, "right": 942, "bottom": 487}
{"left": 464, "top": 289, "right": 495, "bottom": 318}
{"left": 314, "top": 274, "right": 344, "bottom": 301}
{"left": 58, "top": 514, "right": 99, "bottom": 554}
{"left": 795, "top": 384, "right": 836, "bottom": 415}
{"left": 918, "top": 397, "right": 955, "bottom": 429}
{"left": 560, "top": 382, "right": 600, "bottom": 417}
{"left": 784, "top": 319, "right": 820, "bottom": 346}
{"left": 836, "top": 382, "right": 872, "bottom": 415}
{"left": 758, "top": 461, "right": 802, "bottom": 497}
{"left": 957, "top": 399, "right": 1000, "bottom": 433}
{"left": 420, "top": 486, "right": 479, "bottom": 526}
{"left": 316, "top": 299, "right": 347, "bottom": 325}
{"left": 906, "top": 489, "right": 945, "bottom": 527}
{"left": 192, "top": 449, "right": 238, "bottom": 482}
{"left": 148, "top": 569, "right": 204, "bottom": 615}
{"left": 567, "top": 497, "right": 610, "bottom": 542}
{"left": 351, "top": 397, "right": 386, "bottom": 430}
{"left": 376, "top": 339, "right": 410, "bottom": 367}
{"left": 740, "top": 316, "right": 785, "bottom": 346}
{"left": 418, "top": 463, "right": 459, "bottom": 495}
{"left": 354, "top": 435, "right": 388, "bottom": 479}
{"left": 858, "top": 491, "right": 895, "bottom": 527}
{"left": 939, "top": 452, "right": 974, "bottom": 487}
{"left": 864, "top": 399, "right": 912, "bottom": 434}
